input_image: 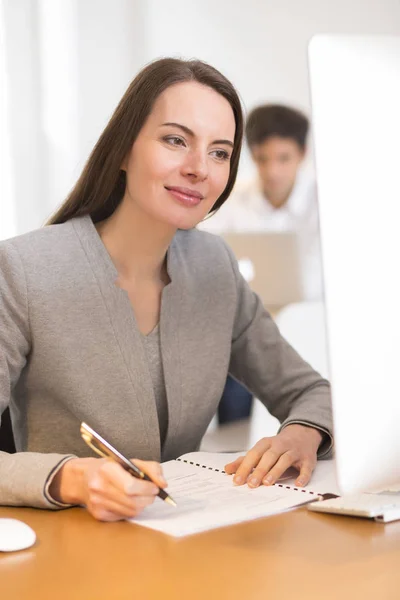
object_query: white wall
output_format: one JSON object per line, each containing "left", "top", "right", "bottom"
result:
{"left": 1, "top": 0, "right": 148, "bottom": 235}
{"left": 2, "top": 0, "right": 400, "bottom": 235}
{"left": 1, "top": 0, "right": 45, "bottom": 235}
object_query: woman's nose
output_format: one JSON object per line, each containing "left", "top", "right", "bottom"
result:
{"left": 181, "top": 151, "right": 208, "bottom": 181}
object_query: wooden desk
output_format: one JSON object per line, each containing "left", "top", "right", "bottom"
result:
{"left": 1, "top": 505, "right": 399, "bottom": 600}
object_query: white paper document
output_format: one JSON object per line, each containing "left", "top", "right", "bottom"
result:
{"left": 131, "top": 452, "right": 323, "bottom": 537}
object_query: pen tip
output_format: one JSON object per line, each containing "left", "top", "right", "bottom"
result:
{"left": 165, "top": 497, "right": 177, "bottom": 507}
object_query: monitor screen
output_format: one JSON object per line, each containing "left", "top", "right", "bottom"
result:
{"left": 308, "top": 34, "right": 400, "bottom": 494}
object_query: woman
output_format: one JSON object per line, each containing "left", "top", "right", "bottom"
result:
{"left": 0, "top": 58, "right": 332, "bottom": 522}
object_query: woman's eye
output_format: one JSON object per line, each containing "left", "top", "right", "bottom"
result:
{"left": 211, "top": 149, "right": 231, "bottom": 161}
{"left": 164, "top": 136, "right": 185, "bottom": 147}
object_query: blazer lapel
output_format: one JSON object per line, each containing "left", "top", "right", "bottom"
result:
{"left": 159, "top": 236, "right": 184, "bottom": 461}
{"left": 72, "top": 216, "right": 161, "bottom": 460}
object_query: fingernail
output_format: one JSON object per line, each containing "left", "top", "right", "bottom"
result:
{"left": 263, "top": 476, "right": 273, "bottom": 485}
{"left": 248, "top": 477, "right": 259, "bottom": 487}
{"left": 297, "top": 479, "right": 305, "bottom": 487}
{"left": 234, "top": 475, "right": 243, "bottom": 485}
{"left": 159, "top": 476, "right": 167, "bottom": 486}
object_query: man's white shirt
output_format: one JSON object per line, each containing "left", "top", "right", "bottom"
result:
{"left": 198, "top": 167, "right": 324, "bottom": 301}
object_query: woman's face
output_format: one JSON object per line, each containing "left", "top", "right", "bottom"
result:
{"left": 122, "top": 81, "right": 236, "bottom": 230}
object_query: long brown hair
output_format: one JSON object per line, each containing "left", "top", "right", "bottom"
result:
{"left": 48, "top": 58, "right": 244, "bottom": 225}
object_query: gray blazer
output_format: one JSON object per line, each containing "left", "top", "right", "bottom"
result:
{"left": 0, "top": 216, "right": 332, "bottom": 509}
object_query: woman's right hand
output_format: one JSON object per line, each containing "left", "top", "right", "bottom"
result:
{"left": 49, "top": 457, "right": 167, "bottom": 522}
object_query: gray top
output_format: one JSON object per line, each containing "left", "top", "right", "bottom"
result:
{"left": 141, "top": 325, "right": 168, "bottom": 451}
{"left": 0, "top": 215, "right": 333, "bottom": 509}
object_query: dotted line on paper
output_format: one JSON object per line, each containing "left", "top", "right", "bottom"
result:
{"left": 176, "top": 459, "right": 320, "bottom": 495}
{"left": 176, "top": 458, "right": 226, "bottom": 474}
{"left": 274, "top": 483, "right": 319, "bottom": 495}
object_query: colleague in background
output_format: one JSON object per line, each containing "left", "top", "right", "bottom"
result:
{"left": 0, "top": 59, "right": 332, "bottom": 522}
{"left": 200, "top": 103, "right": 323, "bottom": 299}
{"left": 199, "top": 104, "right": 324, "bottom": 424}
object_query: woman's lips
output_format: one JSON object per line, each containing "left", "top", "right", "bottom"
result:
{"left": 165, "top": 186, "right": 204, "bottom": 207}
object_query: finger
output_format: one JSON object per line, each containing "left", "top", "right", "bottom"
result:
{"left": 295, "top": 459, "right": 316, "bottom": 487}
{"left": 224, "top": 456, "right": 245, "bottom": 474}
{"left": 132, "top": 459, "right": 168, "bottom": 488}
{"left": 247, "top": 446, "right": 295, "bottom": 487}
{"left": 91, "top": 461, "right": 158, "bottom": 500}
{"left": 90, "top": 479, "right": 158, "bottom": 513}
{"left": 259, "top": 453, "right": 296, "bottom": 487}
{"left": 244, "top": 450, "right": 293, "bottom": 488}
{"left": 97, "top": 460, "right": 140, "bottom": 493}
{"left": 88, "top": 493, "right": 156, "bottom": 521}
{"left": 233, "top": 440, "right": 273, "bottom": 485}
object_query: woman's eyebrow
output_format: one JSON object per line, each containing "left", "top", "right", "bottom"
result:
{"left": 160, "top": 122, "right": 234, "bottom": 148}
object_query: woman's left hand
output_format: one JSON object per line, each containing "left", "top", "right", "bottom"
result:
{"left": 224, "top": 424, "right": 323, "bottom": 488}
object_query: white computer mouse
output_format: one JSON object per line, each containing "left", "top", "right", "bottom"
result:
{"left": 0, "top": 518, "right": 36, "bottom": 552}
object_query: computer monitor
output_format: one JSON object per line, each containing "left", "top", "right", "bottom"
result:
{"left": 308, "top": 35, "right": 400, "bottom": 494}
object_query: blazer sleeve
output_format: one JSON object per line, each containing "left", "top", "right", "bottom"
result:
{"left": 0, "top": 241, "right": 76, "bottom": 509}
{"left": 223, "top": 241, "right": 333, "bottom": 457}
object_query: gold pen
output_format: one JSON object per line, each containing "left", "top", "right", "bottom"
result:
{"left": 80, "top": 422, "right": 177, "bottom": 507}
